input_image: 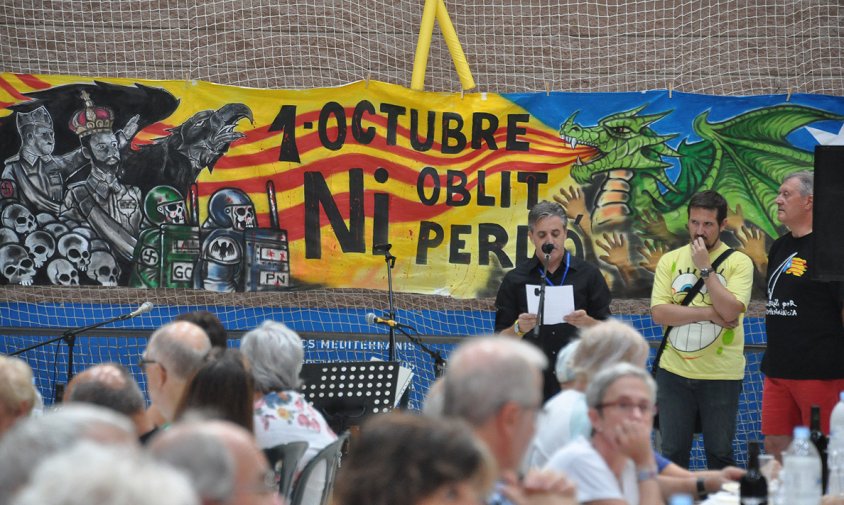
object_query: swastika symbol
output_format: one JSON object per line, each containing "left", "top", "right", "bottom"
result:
{"left": 0, "top": 180, "right": 14, "bottom": 198}
{"left": 141, "top": 248, "right": 160, "bottom": 265}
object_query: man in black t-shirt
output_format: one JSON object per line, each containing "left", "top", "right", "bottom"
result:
{"left": 495, "top": 200, "right": 612, "bottom": 400}
{"left": 763, "top": 170, "right": 844, "bottom": 460}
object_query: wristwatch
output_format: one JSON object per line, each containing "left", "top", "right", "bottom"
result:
{"left": 636, "top": 466, "right": 658, "bottom": 482}
{"left": 696, "top": 477, "right": 709, "bottom": 499}
{"left": 699, "top": 267, "right": 712, "bottom": 279}
{"left": 513, "top": 320, "right": 525, "bottom": 337}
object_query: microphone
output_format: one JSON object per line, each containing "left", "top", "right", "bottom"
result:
{"left": 366, "top": 312, "right": 399, "bottom": 327}
{"left": 128, "top": 302, "right": 154, "bottom": 318}
{"left": 541, "top": 243, "right": 555, "bottom": 255}
{"left": 373, "top": 243, "right": 392, "bottom": 253}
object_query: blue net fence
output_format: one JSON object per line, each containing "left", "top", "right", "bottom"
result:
{"left": 0, "top": 287, "right": 766, "bottom": 470}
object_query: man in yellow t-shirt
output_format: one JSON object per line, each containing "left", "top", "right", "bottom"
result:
{"left": 650, "top": 190, "right": 753, "bottom": 469}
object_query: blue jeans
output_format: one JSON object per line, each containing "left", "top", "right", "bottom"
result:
{"left": 655, "top": 368, "right": 742, "bottom": 469}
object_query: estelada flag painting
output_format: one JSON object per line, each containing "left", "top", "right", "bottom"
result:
{"left": 1, "top": 73, "right": 843, "bottom": 298}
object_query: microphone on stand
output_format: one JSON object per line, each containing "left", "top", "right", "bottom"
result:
{"left": 126, "top": 301, "right": 154, "bottom": 319}
{"left": 10, "top": 300, "right": 157, "bottom": 403}
{"left": 373, "top": 243, "right": 392, "bottom": 253}
{"left": 365, "top": 313, "right": 448, "bottom": 378}
{"left": 365, "top": 312, "right": 400, "bottom": 328}
{"left": 541, "top": 242, "right": 555, "bottom": 257}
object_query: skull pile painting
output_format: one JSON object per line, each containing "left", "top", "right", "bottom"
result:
{"left": 0, "top": 79, "right": 287, "bottom": 292}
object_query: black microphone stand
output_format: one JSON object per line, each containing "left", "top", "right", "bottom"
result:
{"left": 393, "top": 323, "right": 447, "bottom": 378}
{"left": 536, "top": 251, "right": 552, "bottom": 331}
{"left": 374, "top": 243, "right": 398, "bottom": 361}
{"left": 372, "top": 245, "right": 447, "bottom": 377}
{"left": 11, "top": 308, "right": 146, "bottom": 403}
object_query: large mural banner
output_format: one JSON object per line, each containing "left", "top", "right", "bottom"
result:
{"left": 0, "top": 73, "right": 842, "bottom": 298}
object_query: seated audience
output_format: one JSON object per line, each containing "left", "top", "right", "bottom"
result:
{"left": 334, "top": 411, "right": 496, "bottom": 505}
{"left": 150, "top": 418, "right": 280, "bottom": 505}
{"left": 0, "top": 356, "right": 37, "bottom": 437}
{"left": 528, "top": 320, "right": 743, "bottom": 499}
{"left": 554, "top": 339, "right": 581, "bottom": 391}
{"left": 174, "top": 348, "right": 255, "bottom": 432}
{"left": 11, "top": 442, "right": 198, "bottom": 505}
{"left": 440, "top": 336, "right": 576, "bottom": 505}
{"left": 141, "top": 321, "right": 211, "bottom": 427}
{"left": 421, "top": 376, "right": 445, "bottom": 417}
{"left": 526, "top": 319, "right": 649, "bottom": 468}
{"left": 545, "top": 363, "right": 662, "bottom": 505}
{"left": 175, "top": 310, "right": 229, "bottom": 349}
{"left": 240, "top": 320, "right": 336, "bottom": 505}
{"left": 64, "top": 362, "right": 158, "bottom": 443}
{"left": 0, "top": 404, "right": 137, "bottom": 505}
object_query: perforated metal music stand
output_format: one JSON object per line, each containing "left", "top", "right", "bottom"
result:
{"left": 300, "top": 361, "right": 401, "bottom": 433}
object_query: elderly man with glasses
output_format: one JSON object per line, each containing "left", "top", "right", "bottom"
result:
{"left": 140, "top": 321, "right": 210, "bottom": 428}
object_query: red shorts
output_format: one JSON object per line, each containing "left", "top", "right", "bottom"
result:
{"left": 762, "top": 376, "right": 844, "bottom": 435}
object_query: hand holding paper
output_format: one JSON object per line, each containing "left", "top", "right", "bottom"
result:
{"left": 526, "top": 284, "right": 574, "bottom": 325}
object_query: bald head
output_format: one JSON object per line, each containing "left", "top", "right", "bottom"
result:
{"left": 144, "top": 322, "right": 211, "bottom": 423}
{"left": 207, "top": 421, "right": 278, "bottom": 505}
{"left": 149, "top": 421, "right": 236, "bottom": 504}
{"left": 65, "top": 363, "right": 150, "bottom": 437}
{"left": 151, "top": 420, "right": 277, "bottom": 505}
{"left": 147, "top": 322, "right": 211, "bottom": 379}
{"left": 66, "top": 363, "right": 144, "bottom": 413}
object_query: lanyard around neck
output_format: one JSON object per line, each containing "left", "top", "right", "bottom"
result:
{"left": 539, "top": 251, "right": 570, "bottom": 286}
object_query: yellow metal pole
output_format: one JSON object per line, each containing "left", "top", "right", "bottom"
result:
{"left": 411, "top": 0, "right": 438, "bottom": 91}
{"left": 436, "top": 0, "right": 476, "bottom": 91}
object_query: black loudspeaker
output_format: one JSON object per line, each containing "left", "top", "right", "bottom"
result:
{"left": 812, "top": 145, "right": 844, "bottom": 281}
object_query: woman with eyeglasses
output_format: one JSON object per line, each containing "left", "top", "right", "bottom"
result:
{"left": 545, "top": 363, "right": 663, "bottom": 505}
{"left": 526, "top": 319, "right": 650, "bottom": 469}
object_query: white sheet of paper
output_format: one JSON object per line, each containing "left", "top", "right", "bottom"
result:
{"left": 526, "top": 284, "right": 575, "bottom": 324}
{"left": 369, "top": 357, "right": 414, "bottom": 407}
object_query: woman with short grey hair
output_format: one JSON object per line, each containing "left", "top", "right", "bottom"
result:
{"left": 240, "top": 320, "right": 336, "bottom": 505}
{"left": 241, "top": 320, "right": 303, "bottom": 393}
{"left": 546, "top": 363, "right": 661, "bottom": 505}
{"left": 525, "top": 319, "right": 649, "bottom": 468}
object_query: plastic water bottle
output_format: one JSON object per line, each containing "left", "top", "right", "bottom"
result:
{"left": 783, "top": 426, "right": 822, "bottom": 505}
{"left": 668, "top": 494, "right": 693, "bottom": 505}
{"left": 827, "top": 391, "right": 844, "bottom": 496}
{"left": 771, "top": 467, "right": 786, "bottom": 505}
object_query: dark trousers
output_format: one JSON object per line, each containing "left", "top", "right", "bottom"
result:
{"left": 655, "top": 367, "right": 742, "bottom": 469}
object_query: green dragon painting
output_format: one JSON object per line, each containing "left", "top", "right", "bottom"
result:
{"left": 555, "top": 104, "right": 843, "bottom": 296}
{"left": 559, "top": 104, "right": 842, "bottom": 237}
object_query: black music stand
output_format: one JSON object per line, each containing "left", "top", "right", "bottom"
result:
{"left": 300, "top": 361, "right": 401, "bottom": 434}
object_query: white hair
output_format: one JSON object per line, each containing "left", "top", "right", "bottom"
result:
{"left": 585, "top": 362, "right": 657, "bottom": 409}
{"left": 0, "top": 404, "right": 136, "bottom": 505}
{"left": 240, "top": 320, "right": 304, "bottom": 391}
{"left": 148, "top": 422, "right": 236, "bottom": 503}
{"left": 783, "top": 170, "right": 814, "bottom": 197}
{"left": 0, "top": 356, "right": 36, "bottom": 415}
{"left": 554, "top": 340, "right": 580, "bottom": 383}
{"left": 571, "top": 319, "right": 650, "bottom": 383}
{"left": 11, "top": 442, "right": 198, "bottom": 505}
{"left": 442, "top": 336, "right": 547, "bottom": 426}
